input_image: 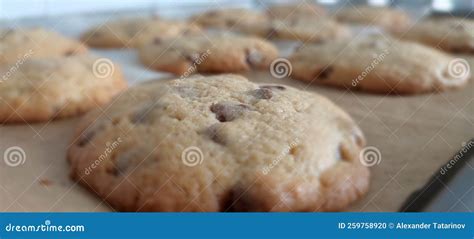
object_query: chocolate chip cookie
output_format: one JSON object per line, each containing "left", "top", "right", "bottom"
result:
{"left": 191, "top": 8, "right": 268, "bottom": 30}
{"left": 240, "top": 17, "right": 351, "bottom": 43}
{"left": 335, "top": 6, "right": 411, "bottom": 34}
{"left": 266, "top": 2, "right": 326, "bottom": 19}
{"left": 397, "top": 18, "right": 474, "bottom": 54}
{"left": 81, "top": 17, "right": 202, "bottom": 48}
{"left": 289, "top": 35, "right": 470, "bottom": 94}
{"left": 68, "top": 74, "right": 370, "bottom": 212}
{"left": 0, "top": 28, "right": 87, "bottom": 65}
{"left": 0, "top": 55, "right": 126, "bottom": 123}
{"left": 138, "top": 34, "right": 278, "bottom": 75}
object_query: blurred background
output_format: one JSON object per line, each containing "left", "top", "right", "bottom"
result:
{"left": 0, "top": 0, "right": 472, "bottom": 213}
{"left": 0, "top": 0, "right": 472, "bottom": 19}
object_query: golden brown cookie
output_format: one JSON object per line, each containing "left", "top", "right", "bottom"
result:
{"left": 81, "top": 17, "right": 202, "bottom": 48}
{"left": 138, "top": 34, "right": 278, "bottom": 75}
{"left": 397, "top": 18, "right": 474, "bottom": 54}
{"left": 289, "top": 36, "right": 470, "bottom": 94}
{"left": 0, "top": 55, "right": 126, "bottom": 123}
{"left": 0, "top": 28, "right": 87, "bottom": 65}
{"left": 191, "top": 8, "right": 268, "bottom": 29}
{"left": 266, "top": 2, "right": 326, "bottom": 19}
{"left": 68, "top": 74, "right": 370, "bottom": 212}
{"left": 335, "top": 6, "right": 411, "bottom": 33}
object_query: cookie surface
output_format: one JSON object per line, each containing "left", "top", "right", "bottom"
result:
{"left": 0, "top": 55, "right": 126, "bottom": 123}
{"left": 68, "top": 74, "right": 369, "bottom": 212}
{"left": 397, "top": 18, "right": 474, "bottom": 54}
{"left": 335, "top": 6, "right": 411, "bottom": 33}
{"left": 289, "top": 36, "right": 470, "bottom": 94}
{"left": 81, "top": 17, "right": 202, "bottom": 48}
{"left": 267, "top": 3, "right": 326, "bottom": 19}
{"left": 138, "top": 34, "right": 278, "bottom": 75}
{"left": 0, "top": 28, "right": 87, "bottom": 65}
{"left": 191, "top": 8, "right": 268, "bottom": 29}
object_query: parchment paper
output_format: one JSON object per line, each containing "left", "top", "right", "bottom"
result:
{"left": 0, "top": 13, "right": 473, "bottom": 212}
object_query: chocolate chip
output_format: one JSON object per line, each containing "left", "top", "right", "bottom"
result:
{"left": 339, "top": 144, "right": 352, "bottom": 161}
{"left": 449, "top": 47, "right": 471, "bottom": 54}
{"left": 245, "top": 49, "right": 263, "bottom": 68}
{"left": 450, "top": 48, "right": 462, "bottom": 54}
{"left": 112, "top": 150, "right": 155, "bottom": 177}
{"left": 210, "top": 102, "right": 250, "bottom": 122}
{"left": 64, "top": 50, "right": 75, "bottom": 56}
{"left": 222, "top": 187, "right": 256, "bottom": 212}
{"left": 315, "top": 67, "right": 333, "bottom": 80}
{"left": 260, "top": 85, "right": 286, "bottom": 90}
{"left": 77, "top": 124, "right": 106, "bottom": 147}
{"left": 219, "top": 188, "right": 236, "bottom": 212}
{"left": 252, "top": 88, "right": 273, "bottom": 100}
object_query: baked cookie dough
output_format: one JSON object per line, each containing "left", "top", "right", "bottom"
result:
{"left": 81, "top": 17, "right": 202, "bottom": 48}
{"left": 68, "top": 74, "right": 370, "bottom": 212}
{"left": 289, "top": 36, "right": 470, "bottom": 94}
{"left": 0, "top": 27, "right": 87, "bottom": 65}
{"left": 397, "top": 18, "right": 474, "bottom": 54}
{"left": 335, "top": 6, "right": 411, "bottom": 33}
{"left": 266, "top": 2, "right": 326, "bottom": 19}
{"left": 0, "top": 55, "right": 126, "bottom": 123}
{"left": 240, "top": 17, "right": 351, "bottom": 43}
{"left": 138, "top": 34, "right": 278, "bottom": 75}
{"left": 191, "top": 8, "right": 268, "bottom": 30}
